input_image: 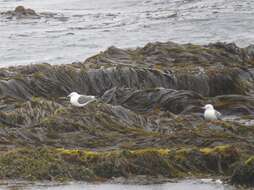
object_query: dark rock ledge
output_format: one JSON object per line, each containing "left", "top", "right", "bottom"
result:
{"left": 0, "top": 6, "right": 39, "bottom": 19}
{"left": 0, "top": 6, "right": 66, "bottom": 21}
{"left": 0, "top": 41, "right": 253, "bottom": 186}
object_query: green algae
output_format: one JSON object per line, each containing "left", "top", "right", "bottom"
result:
{"left": 200, "top": 145, "right": 232, "bottom": 155}
{"left": 32, "top": 72, "right": 45, "bottom": 79}
{"left": 0, "top": 145, "right": 240, "bottom": 181}
{"left": 0, "top": 148, "right": 95, "bottom": 181}
{"left": 244, "top": 156, "right": 254, "bottom": 166}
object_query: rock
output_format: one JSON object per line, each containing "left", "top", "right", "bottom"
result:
{"left": 26, "top": 8, "right": 37, "bottom": 15}
{"left": 0, "top": 42, "right": 252, "bottom": 184}
{"left": 85, "top": 41, "right": 252, "bottom": 67}
{"left": 101, "top": 87, "right": 204, "bottom": 113}
{"left": 244, "top": 45, "right": 254, "bottom": 61}
{"left": 231, "top": 156, "right": 254, "bottom": 187}
{"left": 14, "top": 6, "right": 26, "bottom": 14}
{"left": 14, "top": 6, "right": 38, "bottom": 16}
{"left": 0, "top": 145, "right": 239, "bottom": 181}
{"left": 1, "top": 6, "right": 39, "bottom": 19}
{"left": 0, "top": 6, "right": 70, "bottom": 21}
{"left": 0, "top": 63, "right": 252, "bottom": 101}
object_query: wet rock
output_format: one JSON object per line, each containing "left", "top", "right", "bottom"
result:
{"left": 84, "top": 42, "right": 254, "bottom": 96}
{"left": 1, "top": 6, "right": 39, "bottom": 19}
{"left": 206, "top": 42, "right": 243, "bottom": 58}
{"left": 0, "top": 42, "right": 251, "bottom": 100}
{"left": 0, "top": 145, "right": 239, "bottom": 181}
{"left": 85, "top": 41, "right": 253, "bottom": 67}
{"left": 101, "top": 87, "right": 204, "bottom": 113}
{"left": 243, "top": 45, "right": 254, "bottom": 61}
{"left": 15, "top": 6, "right": 35, "bottom": 15}
{"left": 0, "top": 6, "right": 67, "bottom": 20}
{"left": 101, "top": 87, "right": 254, "bottom": 115}
{"left": 0, "top": 63, "right": 252, "bottom": 101}
{"left": 0, "top": 96, "right": 252, "bottom": 153}
{"left": 212, "top": 95, "right": 254, "bottom": 115}
{"left": 0, "top": 42, "right": 252, "bottom": 184}
{"left": 231, "top": 156, "right": 254, "bottom": 187}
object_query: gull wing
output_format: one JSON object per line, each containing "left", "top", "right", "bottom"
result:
{"left": 215, "top": 110, "right": 222, "bottom": 119}
{"left": 77, "top": 95, "right": 96, "bottom": 104}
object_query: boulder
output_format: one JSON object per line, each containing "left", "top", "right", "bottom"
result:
{"left": 231, "top": 156, "right": 254, "bottom": 187}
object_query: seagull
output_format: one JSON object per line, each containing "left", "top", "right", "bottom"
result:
{"left": 202, "top": 104, "right": 221, "bottom": 120}
{"left": 67, "top": 92, "right": 96, "bottom": 107}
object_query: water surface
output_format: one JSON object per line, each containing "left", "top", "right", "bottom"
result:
{"left": 0, "top": 180, "right": 236, "bottom": 190}
{"left": 0, "top": 0, "right": 254, "bottom": 66}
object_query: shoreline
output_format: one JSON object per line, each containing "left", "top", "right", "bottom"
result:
{"left": 0, "top": 177, "right": 235, "bottom": 189}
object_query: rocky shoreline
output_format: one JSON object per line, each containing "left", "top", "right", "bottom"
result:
{"left": 0, "top": 41, "right": 253, "bottom": 187}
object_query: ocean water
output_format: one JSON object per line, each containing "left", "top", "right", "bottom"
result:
{"left": 0, "top": 0, "right": 254, "bottom": 66}
{"left": 0, "top": 179, "right": 236, "bottom": 190}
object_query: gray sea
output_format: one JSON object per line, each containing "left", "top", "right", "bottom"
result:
{"left": 0, "top": 179, "right": 237, "bottom": 190}
{"left": 0, "top": 0, "right": 254, "bottom": 66}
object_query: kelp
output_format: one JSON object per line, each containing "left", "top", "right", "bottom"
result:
{"left": 0, "top": 41, "right": 253, "bottom": 185}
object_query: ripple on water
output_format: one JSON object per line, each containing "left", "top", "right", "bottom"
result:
{"left": 0, "top": 0, "right": 254, "bottom": 66}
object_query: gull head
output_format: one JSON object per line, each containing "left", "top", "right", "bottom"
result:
{"left": 202, "top": 104, "right": 214, "bottom": 110}
{"left": 67, "top": 92, "right": 79, "bottom": 98}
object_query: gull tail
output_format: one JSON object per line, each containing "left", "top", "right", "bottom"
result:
{"left": 215, "top": 110, "right": 222, "bottom": 119}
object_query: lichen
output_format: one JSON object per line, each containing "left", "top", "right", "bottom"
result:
{"left": 200, "top": 145, "right": 231, "bottom": 155}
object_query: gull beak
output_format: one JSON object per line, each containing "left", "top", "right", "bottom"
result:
{"left": 202, "top": 106, "right": 206, "bottom": 109}
{"left": 67, "top": 94, "right": 71, "bottom": 98}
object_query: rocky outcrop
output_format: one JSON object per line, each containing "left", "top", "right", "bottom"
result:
{"left": 0, "top": 63, "right": 252, "bottom": 102}
{"left": 0, "top": 96, "right": 253, "bottom": 150}
{"left": 0, "top": 42, "right": 253, "bottom": 184}
{"left": 101, "top": 87, "right": 254, "bottom": 115}
{"left": 14, "top": 6, "right": 37, "bottom": 16}
{"left": 231, "top": 156, "right": 254, "bottom": 187}
{"left": 0, "top": 6, "right": 39, "bottom": 19}
{"left": 85, "top": 42, "right": 254, "bottom": 67}
{"left": 0, "top": 6, "right": 67, "bottom": 21}
{"left": 0, "top": 43, "right": 252, "bottom": 102}
{"left": 0, "top": 145, "right": 239, "bottom": 181}
{"left": 86, "top": 42, "right": 254, "bottom": 96}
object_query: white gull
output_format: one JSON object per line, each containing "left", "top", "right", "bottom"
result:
{"left": 67, "top": 92, "right": 96, "bottom": 107}
{"left": 202, "top": 104, "right": 221, "bottom": 120}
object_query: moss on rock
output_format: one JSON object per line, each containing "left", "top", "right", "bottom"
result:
{"left": 0, "top": 145, "right": 239, "bottom": 181}
{"left": 0, "top": 147, "right": 95, "bottom": 181}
